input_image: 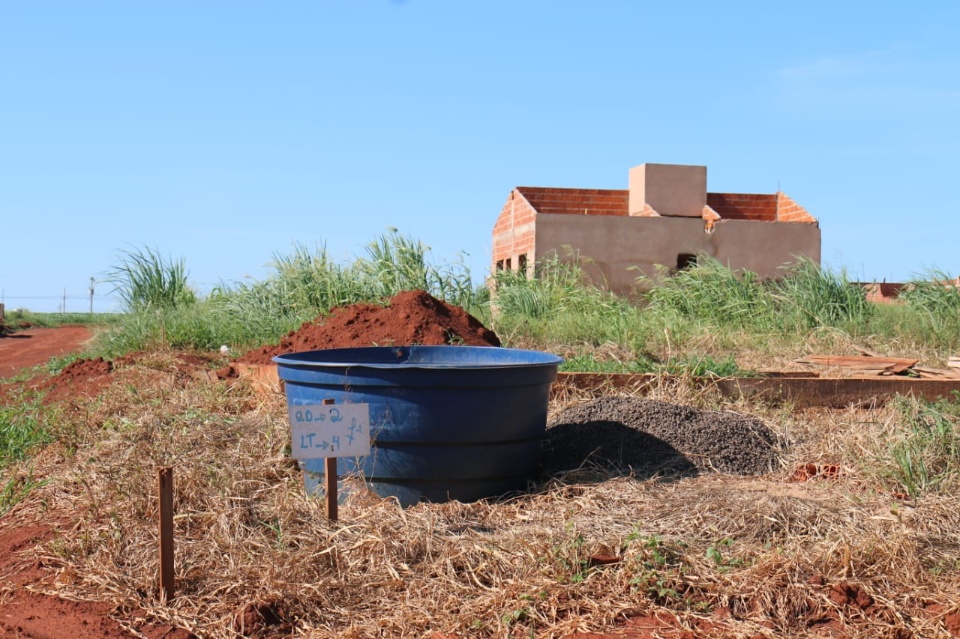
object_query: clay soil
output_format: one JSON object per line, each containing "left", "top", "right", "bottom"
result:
{"left": 0, "top": 522, "right": 191, "bottom": 639}
{"left": 239, "top": 289, "right": 500, "bottom": 365}
{"left": 0, "top": 326, "right": 93, "bottom": 379}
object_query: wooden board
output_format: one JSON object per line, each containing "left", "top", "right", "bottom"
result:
{"left": 796, "top": 355, "right": 919, "bottom": 375}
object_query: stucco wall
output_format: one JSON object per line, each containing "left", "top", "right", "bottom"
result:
{"left": 533, "top": 214, "right": 821, "bottom": 296}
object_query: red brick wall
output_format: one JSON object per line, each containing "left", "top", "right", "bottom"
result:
{"left": 706, "top": 193, "right": 779, "bottom": 221}
{"left": 776, "top": 192, "right": 817, "bottom": 223}
{"left": 858, "top": 282, "right": 905, "bottom": 304}
{"left": 492, "top": 189, "right": 537, "bottom": 272}
{"left": 518, "top": 187, "right": 628, "bottom": 217}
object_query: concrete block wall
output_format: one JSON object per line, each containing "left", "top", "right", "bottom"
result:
{"left": 629, "top": 163, "right": 706, "bottom": 217}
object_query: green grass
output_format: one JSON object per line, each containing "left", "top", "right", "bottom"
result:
{"left": 491, "top": 252, "right": 646, "bottom": 349}
{"left": 1, "top": 310, "right": 120, "bottom": 329}
{"left": 641, "top": 256, "right": 871, "bottom": 334}
{"left": 560, "top": 353, "right": 752, "bottom": 377}
{"left": 95, "top": 230, "right": 491, "bottom": 356}
{"left": 107, "top": 246, "right": 195, "bottom": 312}
{"left": 560, "top": 354, "right": 657, "bottom": 374}
{"left": 89, "top": 236, "right": 960, "bottom": 369}
{"left": 897, "top": 269, "right": 960, "bottom": 352}
{"left": 0, "top": 468, "right": 45, "bottom": 517}
{"left": 887, "top": 395, "right": 960, "bottom": 499}
{"left": 661, "top": 354, "right": 753, "bottom": 378}
{"left": 0, "top": 390, "right": 54, "bottom": 466}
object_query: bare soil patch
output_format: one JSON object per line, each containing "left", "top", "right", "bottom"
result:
{"left": 32, "top": 356, "right": 115, "bottom": 404}
{"left": 0, "top": 521, "right": 193, "bottom": 639}
{"left": 0, "top": 326, "right": 93, "bottom": 379}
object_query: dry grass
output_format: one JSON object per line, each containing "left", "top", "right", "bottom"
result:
{"left": 4, "top": 358, "right": 960, "bottom": 638}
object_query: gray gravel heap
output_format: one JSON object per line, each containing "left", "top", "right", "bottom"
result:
{"left": 542, "top": 397, "right": 780, "bottom": 478}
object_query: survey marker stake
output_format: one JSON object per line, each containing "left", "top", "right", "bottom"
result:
{"left": 322, "top": 398, "right": 338, "bottom": 521}
{"left": 158, "top": 466, "right": 175, "bottom": 602}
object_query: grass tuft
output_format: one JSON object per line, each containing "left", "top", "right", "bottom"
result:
{"left": 106, "top": 246, "right": 195, "bottom": 312}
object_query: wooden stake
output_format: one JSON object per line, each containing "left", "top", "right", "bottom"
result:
{"left": 322, "top": 399, "right": 338, "bottom": 521}
{"left": 158, "top": 466, "right": 175, "bottom": 602}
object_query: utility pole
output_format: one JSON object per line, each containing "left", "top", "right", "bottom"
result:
{"left": 62, "top": 288, "right": 67, "bottom": 314}
{"left": 89, "top": 277, "right": 95, "bottom": 314}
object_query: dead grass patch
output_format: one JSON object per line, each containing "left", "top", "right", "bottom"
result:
{"left": 4, "top": 362, "right": 960, "bottom": 637}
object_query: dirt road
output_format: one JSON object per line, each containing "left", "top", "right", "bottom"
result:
{"left": 0, "top": 326, "right": 93, "bottom": 378}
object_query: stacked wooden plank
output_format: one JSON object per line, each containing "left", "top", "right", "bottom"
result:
{"left": 797, "top": 354, "right": 960, "bottom": 379}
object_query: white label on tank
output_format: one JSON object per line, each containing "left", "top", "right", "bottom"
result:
{"left": 287, "top": 403, "right": 371, "bottom": 459}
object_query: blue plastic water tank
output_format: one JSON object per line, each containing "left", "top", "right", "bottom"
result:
{"left": 274, "top": 345, "right": 562, "bottom": 506}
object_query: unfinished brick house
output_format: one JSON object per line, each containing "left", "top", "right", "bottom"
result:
{"left": 492, "top": 163, "right": 821, "bottom": 296}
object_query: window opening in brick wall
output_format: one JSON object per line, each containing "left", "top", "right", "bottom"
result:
{"left": 676, "top": 253, "right": 698, "bottom": 270}
{"left": 496, "top": 260, "right": 504, "bottom": 272}
{"left": 505, "top": 257, "right": 512, "bottom": 271}
{"left": 518, "top": 253, "right": 528, "bottom": 275}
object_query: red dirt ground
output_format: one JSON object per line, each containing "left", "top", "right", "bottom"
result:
{"left": 0, "top": 523, "right": 192, "bottom": 639}
{"left": 0, "top": 326, "right": 194, "bottom": 638}
{"left": 0, "top": 326, "right": 93, "bottom": 379}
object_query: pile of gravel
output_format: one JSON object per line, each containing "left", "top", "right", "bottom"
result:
{"left": 542, "top": 397, "right": 781, "bottom": 478}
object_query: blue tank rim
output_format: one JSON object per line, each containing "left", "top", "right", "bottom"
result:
{"left": 272, "top": 344, "right": 563, "bottom": 371}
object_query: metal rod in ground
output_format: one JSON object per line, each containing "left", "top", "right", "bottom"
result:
{"left": 322, "top": 398, "right": 338, "bottom": 521}
{"left": 158, "top": 466, "right": 175, "bottom": 602}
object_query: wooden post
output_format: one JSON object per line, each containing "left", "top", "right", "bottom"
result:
{"left": 158, "top": 467, "right": 175, "bottom": 602}
{"left": 322, "top": 399, "right": 338, "bottom": 521}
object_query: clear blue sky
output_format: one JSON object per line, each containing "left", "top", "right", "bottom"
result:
{"left": 2, "top": 1, "right": 958, "bottom": 312}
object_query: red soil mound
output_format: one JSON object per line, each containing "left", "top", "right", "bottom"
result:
{"left": 36, "top": 356, "right": 115, "bottom": 404}
{"left": 239, "top": 289, "right": 500, "bottom": 365}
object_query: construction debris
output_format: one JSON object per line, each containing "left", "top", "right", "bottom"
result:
{"left": 797, "top": 354, "right": 960, "bottom": 379}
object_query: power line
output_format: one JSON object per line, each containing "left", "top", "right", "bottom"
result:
{"left": 0, "top": 295, "right": 114, "bottom": 300}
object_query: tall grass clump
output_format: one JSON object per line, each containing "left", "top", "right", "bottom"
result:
{"left": 642, "top": 255, "right": 871, "bottom": 334}
{"left": 492, "top": 252, "right": 644, "bottom": 347}
{"left": 106, "top": 246, "right": 195, "bottom": 312}
{"left": 898, "top": 269, "right": 960, "bottom": 350}
{"left": 642, "top": 256, "right": 772, "bottom": 329}
{"left": 218, "top": 230, "right": 482, "bottom": 325}
{"left": 97, "top": 230, "right": 489, "bottom": 355}
{"left": 218, "top": 243, "right": 373, "bottom": 320}
{"left": 357, "top": 228, "right": 480, "bottom": 312}
{"left": 886, "top": 396, "right": 960, "bottom": 499}
{"left": 772, "top": 257, "right": 872, "bottom": 330}
{"left": 94, "top": 301, "right": 280, "bottom": 356}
